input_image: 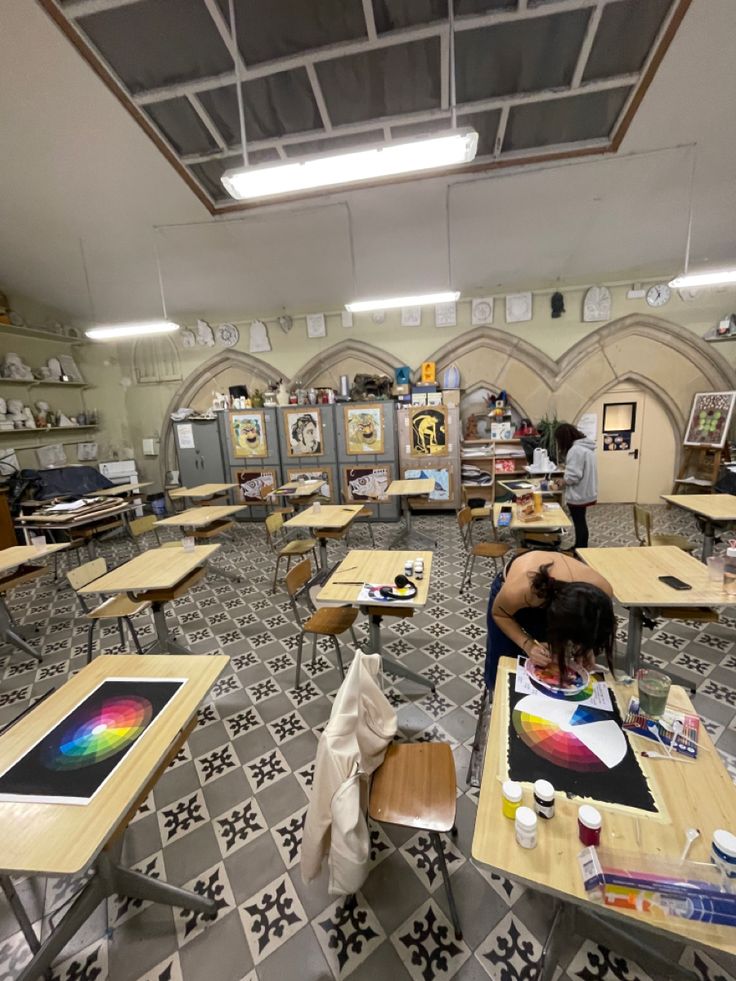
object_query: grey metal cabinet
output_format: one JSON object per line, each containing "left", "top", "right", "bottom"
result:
{"left": 335, "top": 402, "right": 400, "bottom": 521}
{"left": 275, "top": 406, "right": 339, "bottom": 507}
{"left": 173, "top": 419, "right": 228, "bottom": 491}
{"left": 220, "top": 409, "right": 283, "bottom": 521}
{"left": 396, "top": 404, "right": 461, "bottom": 510}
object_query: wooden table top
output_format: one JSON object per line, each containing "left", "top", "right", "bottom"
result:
{"left": 79, "top": 545, "right": 219, "bottom": 594}
{"left": 493, "top": 502, "right": 572, "bottom": 530}
{"left": 96, "top": 482, "right": 152, "bottom": 497}
{"left": 578, "top": 545, "right": 728, "bottom": 608}
{"left": 386, "top": 478, "right": 435, "bottom": 497}
{"left": 168, "top": 483, "right": 236, "bottom": 499}
{"left": 0, "top": 654, "right": 227, "bottom": 876}
{"left": 156, "top": 505, "right": 245, "bottom": 528}
{"left": 284, "top": 504, "right": 363, "bottom": 530}
{"left": 472, "top": 657, "right": 736, "bottom": 956}
{"left": 318, "top": 549, "right": 433, "bottom": 608}
{"left": 16, "top": 501, "right": 134, "bottom": 528}
{"left": 273, "top": 479, "right": 323, "bottom": 497}
{"left": 497, "top": 479, "right": 560, "bottom": 497}
{"left": 0, "top": 544, "right": 70, "bottom": 575}
{"left": 662, "top": 493, "right": 736, "bottom": 521}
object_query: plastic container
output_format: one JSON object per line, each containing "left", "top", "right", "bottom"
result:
{"left": 404, "top": 560, "right": 414, "bottom": 577}
{"left": 312, "top": 500, "right": 322, "bottom": 515}
{"left": 707, "top": 555, "right": 725, "bottom": 584}
{"left": 502, "top": 780, "right": 522, "bottom": 820}
{"left": 712, "top": 829, "right": 736, "bottom": 879}
{"left": 533, "top": 490, "right": 543, "bottom": 514}
{"left": 414, "top": 559, "right": 424, "bottom": 580}
{"left": 533, "top": 779, "right": 555, "bottom": 819}
{"left": 515, "top": 806, "right": 537, "bottom": 849}
{"left": 578, "top": 804, "right": 602, "bottom": 846}
{"left": 724, "top": 546, "right": 736, "bottom": 597}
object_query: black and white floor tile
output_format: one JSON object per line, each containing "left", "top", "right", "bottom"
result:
{"left": 1, "top": 506, "right": 736, "bottom": 979}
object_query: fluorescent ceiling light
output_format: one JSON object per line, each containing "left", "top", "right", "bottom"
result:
{"left": 669, "top": 269, "right": 736, "bottom": 289}
{"left": 85, "top": 320, "right": 180, "bottom": 341}
{"left": 222, "top": 129, "right": 478, "bottom": 201}
{"left": 346, "top": 291, "right": 460, "bottom": 313}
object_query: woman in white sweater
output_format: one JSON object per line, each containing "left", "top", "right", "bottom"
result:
{"left": 553, "top": 423, "right": 598, "bottom": 550}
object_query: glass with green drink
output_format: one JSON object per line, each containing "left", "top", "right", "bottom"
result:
{"left": 637, "top": 668, "right": 671, "bottom": 718}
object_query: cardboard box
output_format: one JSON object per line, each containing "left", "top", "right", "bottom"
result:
{"left": 442, "top": 389, "right": 461, "bottom": 408}
{"left": 411, "top": 393, "right": 428, "bottom": 406}
{"left": 427, "top": 392, "right": 443, "bottom": 405}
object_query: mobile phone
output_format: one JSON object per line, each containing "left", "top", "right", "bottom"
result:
{"left": 658, "top": 575, "right": 692, "bottom": 590}
{"left": 498, "top": 505, "right": 512, "bottom": 528}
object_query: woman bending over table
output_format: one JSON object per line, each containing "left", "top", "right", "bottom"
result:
{"left": 485, "top": 550, "right": 615, "bottom": 692}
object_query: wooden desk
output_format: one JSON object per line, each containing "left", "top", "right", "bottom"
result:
{"left": 386, "top": 478, "right": 436, "bottom": 549}
{"left": 472, "top": 658, "right": 736, "bottom": 974}
{"left": 386, "top": 478, "right": 435, "bottom": 498}
{"left": 273, "top": 479, "right": 323, "bottom": 498}
{"left": 80, "top": 545, "right": 220, "bottom": 654}
{"left": 493, "top": 502, "right": 572, "bottom": 533}
{"left": 0, "top": 544, "right": 71, "bottom": 662}
{"left": 155, "top": 505, "right": 245, "bottom": 528}
{"left": 168, "top": 483, "right": 236, "bottom": 503}
{"left": 662, "top": 493, "right": 736, "bottom": 560}
{"left": 96, "top": 481, "right": 152, "bottom": 498}
{"left": 578, "top": 546, "right": 730, "bottom": 676}
{"left": 497, "top": 479, "right": 562, "bottom": 500}
{"left": 0, "top": 654, "right": 227, "bottom": 981}
{"left": 318, "top": 549, "right": 434, "bottom": 690}
{"left": 284, "top": 504, "right": 363, "bottom": 567}
{"left": 16, "top": 501, "right": 136, "bottom": 557}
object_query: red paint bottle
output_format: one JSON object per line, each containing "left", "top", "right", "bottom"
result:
{"left": 578, "top": 804, "right": 602, "bottom": 846}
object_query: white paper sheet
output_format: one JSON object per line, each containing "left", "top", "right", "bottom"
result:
{"left": 176, "top": 424, "right": 195, "bottom": 449}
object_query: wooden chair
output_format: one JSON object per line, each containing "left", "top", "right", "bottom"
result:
{"left": 67, "top": 559, "right": 149, "bottom": 662}
{"left": 265, "top": 513, "right": 319, "bottom": 593}
{"left": 458, "top": 507, "right": 509, "bottom": 591}
{"left": 369, "top": 742, "right": 462, "bottom": 940}
{"left": 128, "top": 514, "right": 161, "bottom": 551}
{"left": 285, "top": 558, "right": 358, "bottom": 687}
{"left": 461, "top": 483, "right": 497, "bottom": 542}
{"left": 633, "top": 504, "right": 695, "bottom": 552}
{"left": 346, "top": 503, "right": 377, "bottom": 547}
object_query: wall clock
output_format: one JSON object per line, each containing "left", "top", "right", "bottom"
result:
{"left": 646, "top": 284, "right": 671, "bottom": 308}
{"left": 583, "top": 285, "right": 611, "bottom": 323}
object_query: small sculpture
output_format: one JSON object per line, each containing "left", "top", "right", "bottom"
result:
{"left": 2, "top": 353, "right": 33, "bottom": 381}
{"left": 7, "top": 399, "right": 26, "bottom": 429}
{"left": 34, "top": 400, "right": 51, "bottom": 428}
{"left": 22, "top": 407, "right": 36, "bottom": 429}
{"left": 212, "top": 391, "right": 229, "bottom": 411}
{"left": 276, "top": 380, "right": 289, "bottom": 406}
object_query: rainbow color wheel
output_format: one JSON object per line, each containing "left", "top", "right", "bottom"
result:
{"left": 525, "top": 660, "right": 596, "bottom": 702}
{"left": 512, "top": 695, "right": 627, "bottom": 772}
{"left": 43, "top": 696, "right": 153, "bottom": 771}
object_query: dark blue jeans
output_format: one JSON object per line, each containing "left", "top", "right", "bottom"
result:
{"left": 484, "top": 572, "right": 549, "bottom": 690}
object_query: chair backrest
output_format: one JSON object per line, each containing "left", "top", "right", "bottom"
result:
{"left": 67, "top": 557, "right": 107, "bottom": 592}
{"left": 457, "top": 506, "right": 473, "bottom": 530}
{"left": 265, "top": 512, "right": 283, "bottom": 540}
{"left": 285, "top": 557, "right": 311, "bottom": 598}
{"left": 632, "top": 504, "right": 652, "bottom": 546}
{"left": 129, "top": 514, "right": 157, "bottom": 539}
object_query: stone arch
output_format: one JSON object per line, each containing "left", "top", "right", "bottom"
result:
{"left": 460, "top": 379, "right": 531, "bottom": 436}
{"left": 133, "top": 334, "right": 182, "bottom": 384}
{"left": 295, "top": 339, "right": 401, "bottom": 389}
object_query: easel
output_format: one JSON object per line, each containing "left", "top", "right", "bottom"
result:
{"left": 671, "top": 444, "right": 730, "bottom": 495}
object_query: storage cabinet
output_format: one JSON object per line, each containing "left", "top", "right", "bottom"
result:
{"left": 173, "top": 420, "right": 228, "bottom": 492}
{"left": 396, "top": 404, "right": 461, "bottom": 510}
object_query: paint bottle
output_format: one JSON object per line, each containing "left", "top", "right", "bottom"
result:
{"left": 502, "top": 780, "right": 522, "bottom": 820}
{"left": 711, "top": 829, "right": 736, "bottom": 879}
{"left": 578, "top": 805, "right": 602, "bottom": 846}
{"left": 533, "top": 490, "right": 543, "bottom": 514}
{"left": 404, "top": 559, "right": 414, "bottom": 577}
{"left": 533, "top": 779, "right": 555, "bottom": 819}
{"left": 414, "top": 558, "right": 424, "bottom": 580}
{"left": 515, "top": 806, "right": 537, "bottom": 849}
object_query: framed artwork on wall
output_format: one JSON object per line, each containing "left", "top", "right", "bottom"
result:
{"left": 230, "top": 411, "right": 267, "bottom": 458}
{"left": 235, "top": 468, "right": 277, "bottom": 503}
{"left": 404, "top": 468, "right": 450, "bottom": 502}
{"left": 287, "top": 468, "right": 332, "bottom": 500}
{"left": 342, "top": 465, "right": 392, "bottom": 503}
{"left": 343, "top": 405, "right": 385, "bottom": 455}
{"left": 409, "top": 405, "right": 448, "bottom": 456}
{"left": 684, "top": 391, "right": 736, "bottom": 448}
{"left": 283, "top": 409, "right": 322, "bottom": 456}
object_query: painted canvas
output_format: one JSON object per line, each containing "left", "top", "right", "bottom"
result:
{"left": 344, "top": 405, "right": 384, "bottom": 454}
{"left": 230, "top": 411, "right": 267, "bottom": 458}
{"left": 343, "top": 465, "right": 391, "bottom": 502}
{"left": 405, "top": 467, "right": 450, "bottom": 501}
{"left": 602, "top": 431, "right": 632, "bottom": 451}
{"left": 283, "top": 409, "right": 322, "bottom": 456}
{"left": 409, "top": 406, "right": 448, "bottom": 456}
{"left": 236, "top": 469, "right": 276, "bottom": 502}
{"left": 287, "top": 468, "right": 332, "bottom": 500}
{"left": 684, "top": 391, "right": 736, "bottom": 448}
{"left": 0, "top": 678, "right": 185, "bottom": 805}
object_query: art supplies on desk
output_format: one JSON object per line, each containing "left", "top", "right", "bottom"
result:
{"left": 356, "top": 583, "right": 416, "bottom": 605}
{"left": 515, "top": 657, "right": 614, "bottom": 712}
{"left": 623, "top": 698, "right": 700, "bottom": 759}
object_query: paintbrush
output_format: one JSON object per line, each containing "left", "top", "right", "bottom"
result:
{"left": 641, "top": 751, "right": 696, "bottom": 763}
{"left": 332, "top": 580, "right": 365, "bottom": 585}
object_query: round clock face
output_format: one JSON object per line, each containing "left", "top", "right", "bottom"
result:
{"left": 646, "top": 284, "right": 671, "bottom": 307}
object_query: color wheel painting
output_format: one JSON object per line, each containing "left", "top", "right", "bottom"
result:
{"left": 525, "top": 661, "right": 597, "bottom": 702}
{"left": 0, "top": 678, "right": 184, "bottom": 805}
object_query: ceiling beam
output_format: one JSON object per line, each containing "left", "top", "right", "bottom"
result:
{"left": 454, "top": 0, "right": 597, "bottom": 32}
{"left": 361, "top": 0, "right": 378, "bottom": 42}
{"left": 305, "top": 63, "right": 333, "bottom": 132}
{"left": 202, "top": 0, "right": 248, "bottom": 76}
{"left": 571, "top": 3, "right": 603, "bottom": 87}
{"left": 494, "top": 105, "right": 509, "bottom": 157}
{"left": 61, "top": 0, "right": 146, "bottom": 14}
{"left": 187, "top": 93, "right": 227, "bottom": 150}
{"left": 440, "top": 25, "right": 450, "bottom": 112}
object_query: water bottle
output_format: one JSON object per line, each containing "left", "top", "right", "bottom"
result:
{"left": 724, "top": 544, "right": 736, "bottom": 596}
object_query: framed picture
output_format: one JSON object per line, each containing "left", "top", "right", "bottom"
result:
{"left": 684, "top": 391, "right": 736, "bottom": 448}
{"left": 343, "top": 405, "right": 385, "bottom": 455}
{"left": 230, "top": 411, "right": 267, "bottom": 458}
{"left": 404, "top": 468, "right": 450, "bottom": 502}
{"left": 283, "top": 408, "right": 322, "bottom": 456}
{"left": 342, "top": 465, "right": 392, "bottom": 503}
{"left": 409, "top": 405, "right": 448, "bottom": 456}
{"left": 287, "top": 468, "right": 332, "bottom": 500}
{"left": 235, "top": 469, "right": 277, "bottom": 503}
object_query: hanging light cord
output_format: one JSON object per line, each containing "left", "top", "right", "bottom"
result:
{"left": 682, "top": 144, "right": 697, "bottom": 277}
{"left": 78, "top": 237, "right": 96, "bottom": 323}
{"left": 228, "top": 0, "right": 249, "bottom": 168}
{"left": 153, "top": 233, "right": 169, "bottom": 320}
{"left": 448, "top": 0, "right": 457, "bottom": 129}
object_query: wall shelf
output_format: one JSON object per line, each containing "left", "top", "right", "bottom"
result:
{"left": 0, "top": 425, "right": 99, "bottom": 451}
{"left": 0, "top": 379, "right": 91, "bottom": 389}
{"left": 0, "top": 323, "right": 82, "bottom": 344}
{"left": 0, "top": 425, "right": 98, "bottom": 438}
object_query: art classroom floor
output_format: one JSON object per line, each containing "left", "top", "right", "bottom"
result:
{"left": 1, "top": 506, "right": 735, "bottom": 981}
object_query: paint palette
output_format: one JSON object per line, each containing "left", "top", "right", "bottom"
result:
{"left": 525, "top": 660, "right": 597, "bottom": 702}
{"left": 43, "top": 695, "right": 153, "bottom": 771}
{"left": 512, "top": 695, "right": 627, "bottom": 772}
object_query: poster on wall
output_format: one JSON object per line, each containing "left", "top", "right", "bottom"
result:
{"left": 283, "top": 409, "right": 322, "bottom": 456}
{"left": 409, "top": 406, "right": 448, "bottom": 456}
{"left": 287, "top": 468, "right": 332, "bottom": 500}
{"left": 602, "top": 431, "right": 632, "bottom": 452}
{"left": 343, "top": 405, "right": 384, "bottom": 455}
{"left": 684, "top": 391, "right": 736, "bottom": 448}
{"left": 0, "top": 678, "right": 185, "bottom": 805}
{"left": 342, "top": 465, "right": 391, "bottom": 503}
{"left": 405, "top": 468, "right": 450, "bottom": 501}
{"left": 230, "top": 411, "right": 267, "bottom": 458}
{"left": 236, "top": 469, "right": 277, "bottom": 502}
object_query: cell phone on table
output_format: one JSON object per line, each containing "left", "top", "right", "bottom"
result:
{"left": 498, "top": 505, "right": 512, "bottom": 527}
{"left": 658, "top": 575, "right": 692, "bottom": 590}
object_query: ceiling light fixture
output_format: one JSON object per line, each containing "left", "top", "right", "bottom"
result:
{"left": 221, "top": 129, "right": 478, "bottom": 201}
{"left": 85, "top": 321, "right": 180, "bottom": 341}
{"left": 345, "top": 291, "right": 461, "bottom": 313}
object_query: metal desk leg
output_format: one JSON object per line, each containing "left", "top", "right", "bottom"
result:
{"left": 318, "top": 537, "right": 328, "bottom": 569}
{"left": 625, "top": 607, "right": 643, "bottom": 677}
{"left": 0, "top": 597, "right": 42, "bottom": 662}
{"left": 389, "top": 498, "right": 437, "bottom": 551}
{"left": 368, "top": 613, "right": 434, "bottom": 691}
{"left": 146, "top": 602, "right": 192, "bottom": 655}
{"left": 0, "top": 876, "right": 42, "bottom": 960}
{"left": 404, "top": 498, "right": 412, "bottom": 535}
{"left": 539, "top": 901, "right": 565, "bottom": 981}
{"left": 702, "top": 519, "right": 716, "bottom": 561}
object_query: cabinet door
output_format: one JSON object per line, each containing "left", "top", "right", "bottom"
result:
{"left": 175, "top": 421, "right": 226, "bottom": 487}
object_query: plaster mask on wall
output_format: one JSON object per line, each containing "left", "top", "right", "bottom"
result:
{"left": 277, "top": 315, "right": 293, "bottom": 334}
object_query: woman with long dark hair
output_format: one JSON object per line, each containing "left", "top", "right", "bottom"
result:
{"left": 553, "top": 422, "right": 597, "bottom": 550}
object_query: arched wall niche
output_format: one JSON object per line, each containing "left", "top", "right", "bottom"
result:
{"left": 297, "top": 340, "right": 402, "bottom": 389}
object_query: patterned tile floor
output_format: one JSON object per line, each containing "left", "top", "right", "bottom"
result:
{"left": 1, "top": 505, "right": 736, "bottom": 981}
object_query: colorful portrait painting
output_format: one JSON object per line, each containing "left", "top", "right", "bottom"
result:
{"left": 409, "top": 406, "right": 448, "bottom": 456}
{"left": 230, "top": 411, "right": 267, "bottom": 458}
{"left": 684, "top": 391, "right": 736, "bottom": 448}
{"left": 342, "top": 466, "right": 391, "bottom": 503}
{"left": 236, "top": 469, "right": 276, "bottom": 503}
{"left": 287, "top": 468, "right": 332, "bottom": 500}
{"left": 283, "top": 409, "right": 322, "bottom": 456}
{"left": 344, "top": 405, "right": 384, "bottom": 454}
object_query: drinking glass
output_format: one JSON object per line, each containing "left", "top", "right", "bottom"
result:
{"left": 637, "top": 668, "right": 671, "bottom": 718}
